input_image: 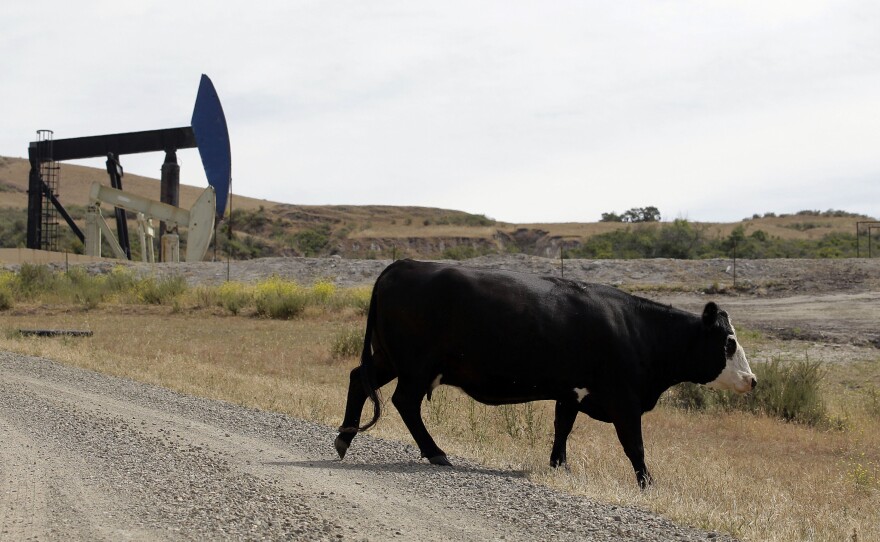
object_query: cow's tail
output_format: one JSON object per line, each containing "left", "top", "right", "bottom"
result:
{"left": 356, "top": 280, "right": 382, "bottom": 432}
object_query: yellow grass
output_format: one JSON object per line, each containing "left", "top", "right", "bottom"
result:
{"left": 1, "top": 303, "right": 878, "bottom": 541}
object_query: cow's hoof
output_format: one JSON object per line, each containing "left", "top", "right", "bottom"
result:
{"left": 550, "top": 460, "right": 570, "bottom": 471}
{"left": 334, "top": 436, "right": 349, "bottom": 460}
{"left": 428, "top": 455, "right": 452, "bottom": 466}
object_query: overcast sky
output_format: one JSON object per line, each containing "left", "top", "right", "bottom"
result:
{"left": 2, "top": 1, "right": 878, "bottom": 223}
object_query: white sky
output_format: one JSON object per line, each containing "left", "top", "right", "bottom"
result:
{"left": 2, "top": 1, "right": 878, "bottom": 223}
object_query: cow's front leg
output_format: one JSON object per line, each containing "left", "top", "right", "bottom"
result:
{"left": 611, "top": 411, "right": 652, "bottom": 489}
{"left": 550, "top": 401, "right": 578, "bottom": 468}
{"left": 391, "top": 380, "right": 449, "bottom": 466}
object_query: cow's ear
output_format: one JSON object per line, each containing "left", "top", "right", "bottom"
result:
{"left": 702, "top": 302, "right": 719, "bottom": 327}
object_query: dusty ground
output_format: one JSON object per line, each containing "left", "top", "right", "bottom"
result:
{"left": 2, "top": 255, "right": 878, "bottom": 541}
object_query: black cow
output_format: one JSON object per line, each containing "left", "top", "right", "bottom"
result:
{"left": 335, "top": 260, "right": 756, "bottom": 487}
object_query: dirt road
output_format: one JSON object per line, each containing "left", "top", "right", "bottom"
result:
{"left": 0, "top": 351, "right": 729, "bottom": 541}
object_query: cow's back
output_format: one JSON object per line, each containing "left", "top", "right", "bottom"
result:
{"left": 370, "top": 260, "right": 635, "bottom": 401}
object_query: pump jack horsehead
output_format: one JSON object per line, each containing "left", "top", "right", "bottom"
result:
{"left": 336, "top": 260, "right": 756, "bottom": 488}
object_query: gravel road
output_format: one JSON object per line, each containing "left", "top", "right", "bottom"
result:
{"left": 0, "top": 351, "right": 732, "bottom": 541}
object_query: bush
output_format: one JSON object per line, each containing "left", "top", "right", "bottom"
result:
{"left": 0, "top": 286, "right": 11, "bottom": 310}
{"left": 442, "top": 245, "right": 481, "bottom": 260}
{"left": 310, "top": 280, "right": 336, "bottom": 305}
{"left": 216, "top": 282, "right": 253, "bottom": 315}
{"left": 666, "top": 358, "right": 828, "bottom": 426}
{"left": 137, "top": 275, "right": 188, "bottom": 305}
{"left": 106, "top": 266, "right": 137, "bottom": 294}
{"left": 0, "top": 271, "right": 15, "bottom": 310}
{"left": 330, "top": 327, "right": 363, "bottom": 359}
{"left": 291, "top": 226, "right": 330, "bottom": 256}
{"left": 741, "top": 358, "right": 827, "bottom": 425}
{"left": 569, "top": 220, "right": 862, "bottom": 259}
{"left": 15, "top": 263, "right": 57, "bottom": 298}
{"left": 254, "top": 277, "right": 307, "bottom": 319}
{"left": 64, "top": 268, "right": 106, "bottom": 309}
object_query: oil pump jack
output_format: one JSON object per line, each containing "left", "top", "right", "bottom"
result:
{"left": 26, "top": 74, "right": 231, "bottom": 262}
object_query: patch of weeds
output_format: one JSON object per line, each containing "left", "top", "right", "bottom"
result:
{"left": 0, "top": 287, "right": 12, "bottom": 311}
{"left": 217, "top": 282, "right": 253, "bottom": 315}
{"left": 0, "top": 272, "right": 13, "bottom": 311}
{"left": 191, "top": 285, "right": 220, "bottom": 309}
{"left": 330, "top": 327, "right": 363, "bottom": 359}
{"left": 138, "top": 275, "right": 188, "bottom": 305}
{"left": 15, "top": 263, "right": 57, "bottom": 299}
{"left": 865, "top": 386, "right": 880, "bottom": 419}
{"left": 846, "top": 452, "right": 880, "bottom": 490}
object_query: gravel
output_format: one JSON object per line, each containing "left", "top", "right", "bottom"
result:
{"left": 0, "top": 351, "right": 735, "bottom": 541}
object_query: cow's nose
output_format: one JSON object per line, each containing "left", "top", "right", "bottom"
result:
{"left": 750, "top": 377, "right": 757, "bottom": 390}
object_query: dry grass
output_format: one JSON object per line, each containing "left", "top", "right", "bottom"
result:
{"left": 1, "top": 303, "right": 878, "bottom": 541}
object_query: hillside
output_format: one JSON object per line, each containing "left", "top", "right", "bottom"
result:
{"left": 1, "top": 155, "right": 875, "bottom": 260}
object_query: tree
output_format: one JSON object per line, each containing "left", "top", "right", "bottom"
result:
{"left": 600, "top": 212, "right": 623, "bottom": 222}
{"left": 600, "top": 207, "right": 660, "bottom": 223}
{"left": 620, "top": 206, "right": 662, "bottom": 223}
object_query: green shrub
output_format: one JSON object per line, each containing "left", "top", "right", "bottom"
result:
{"left": 0, "top": 271, "right": 15, "bottom": 309}
{"left": 442, "top": 245, "right": 482, "bottom": 260}
{"left": 137, "top": 275, "right": 188, "bottom": 305}
{"left": 667, "top": 358, "right": 828, "bottom": 426}
{"left": 330, "top": 327, "right": 363, "bottom": 359}
{"left": 741, "top": 358, "right": 826, "bottom": 425}
{"left": 0, "top": 286, "right": 12, "bottom": 310}
{"left": 15, "top": 263, "right": 57, "bottom": 298}
{"left": 106, "top": 266, "right": 137, "bottom": 294}
{"left": 291, "top": 226, "right": 330, "bottom": 256}
{"left": 217, "top": 282, "right": 253, "bottom": 315}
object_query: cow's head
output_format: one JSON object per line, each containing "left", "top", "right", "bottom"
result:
{"left": 699, "top": 302, "right": 756, "bottom": 394}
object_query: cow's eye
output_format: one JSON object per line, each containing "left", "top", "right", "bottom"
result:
{"left": 725, "top": 337, "right": 737, "bottom": 357}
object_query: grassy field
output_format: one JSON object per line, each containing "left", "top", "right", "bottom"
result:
{"left": 0, "top": 272, "right": 878, "bottom": 541}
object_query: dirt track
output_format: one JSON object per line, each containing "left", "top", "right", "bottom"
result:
{"left": 2, "top": 255, "right": 879, "bottom": 540}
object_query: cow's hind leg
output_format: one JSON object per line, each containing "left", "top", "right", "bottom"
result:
{"left": 550, "top": 401, "right": 578, "bottom": 468}
{"left": 335, "top": 363, "right": 395, "bottom": 460}
{"left": 391, "top": 379, "right": 449, "bottom": 466}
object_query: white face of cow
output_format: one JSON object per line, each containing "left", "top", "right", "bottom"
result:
{"left": 705, "top": 320, "right": 756, "bottom": 394}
